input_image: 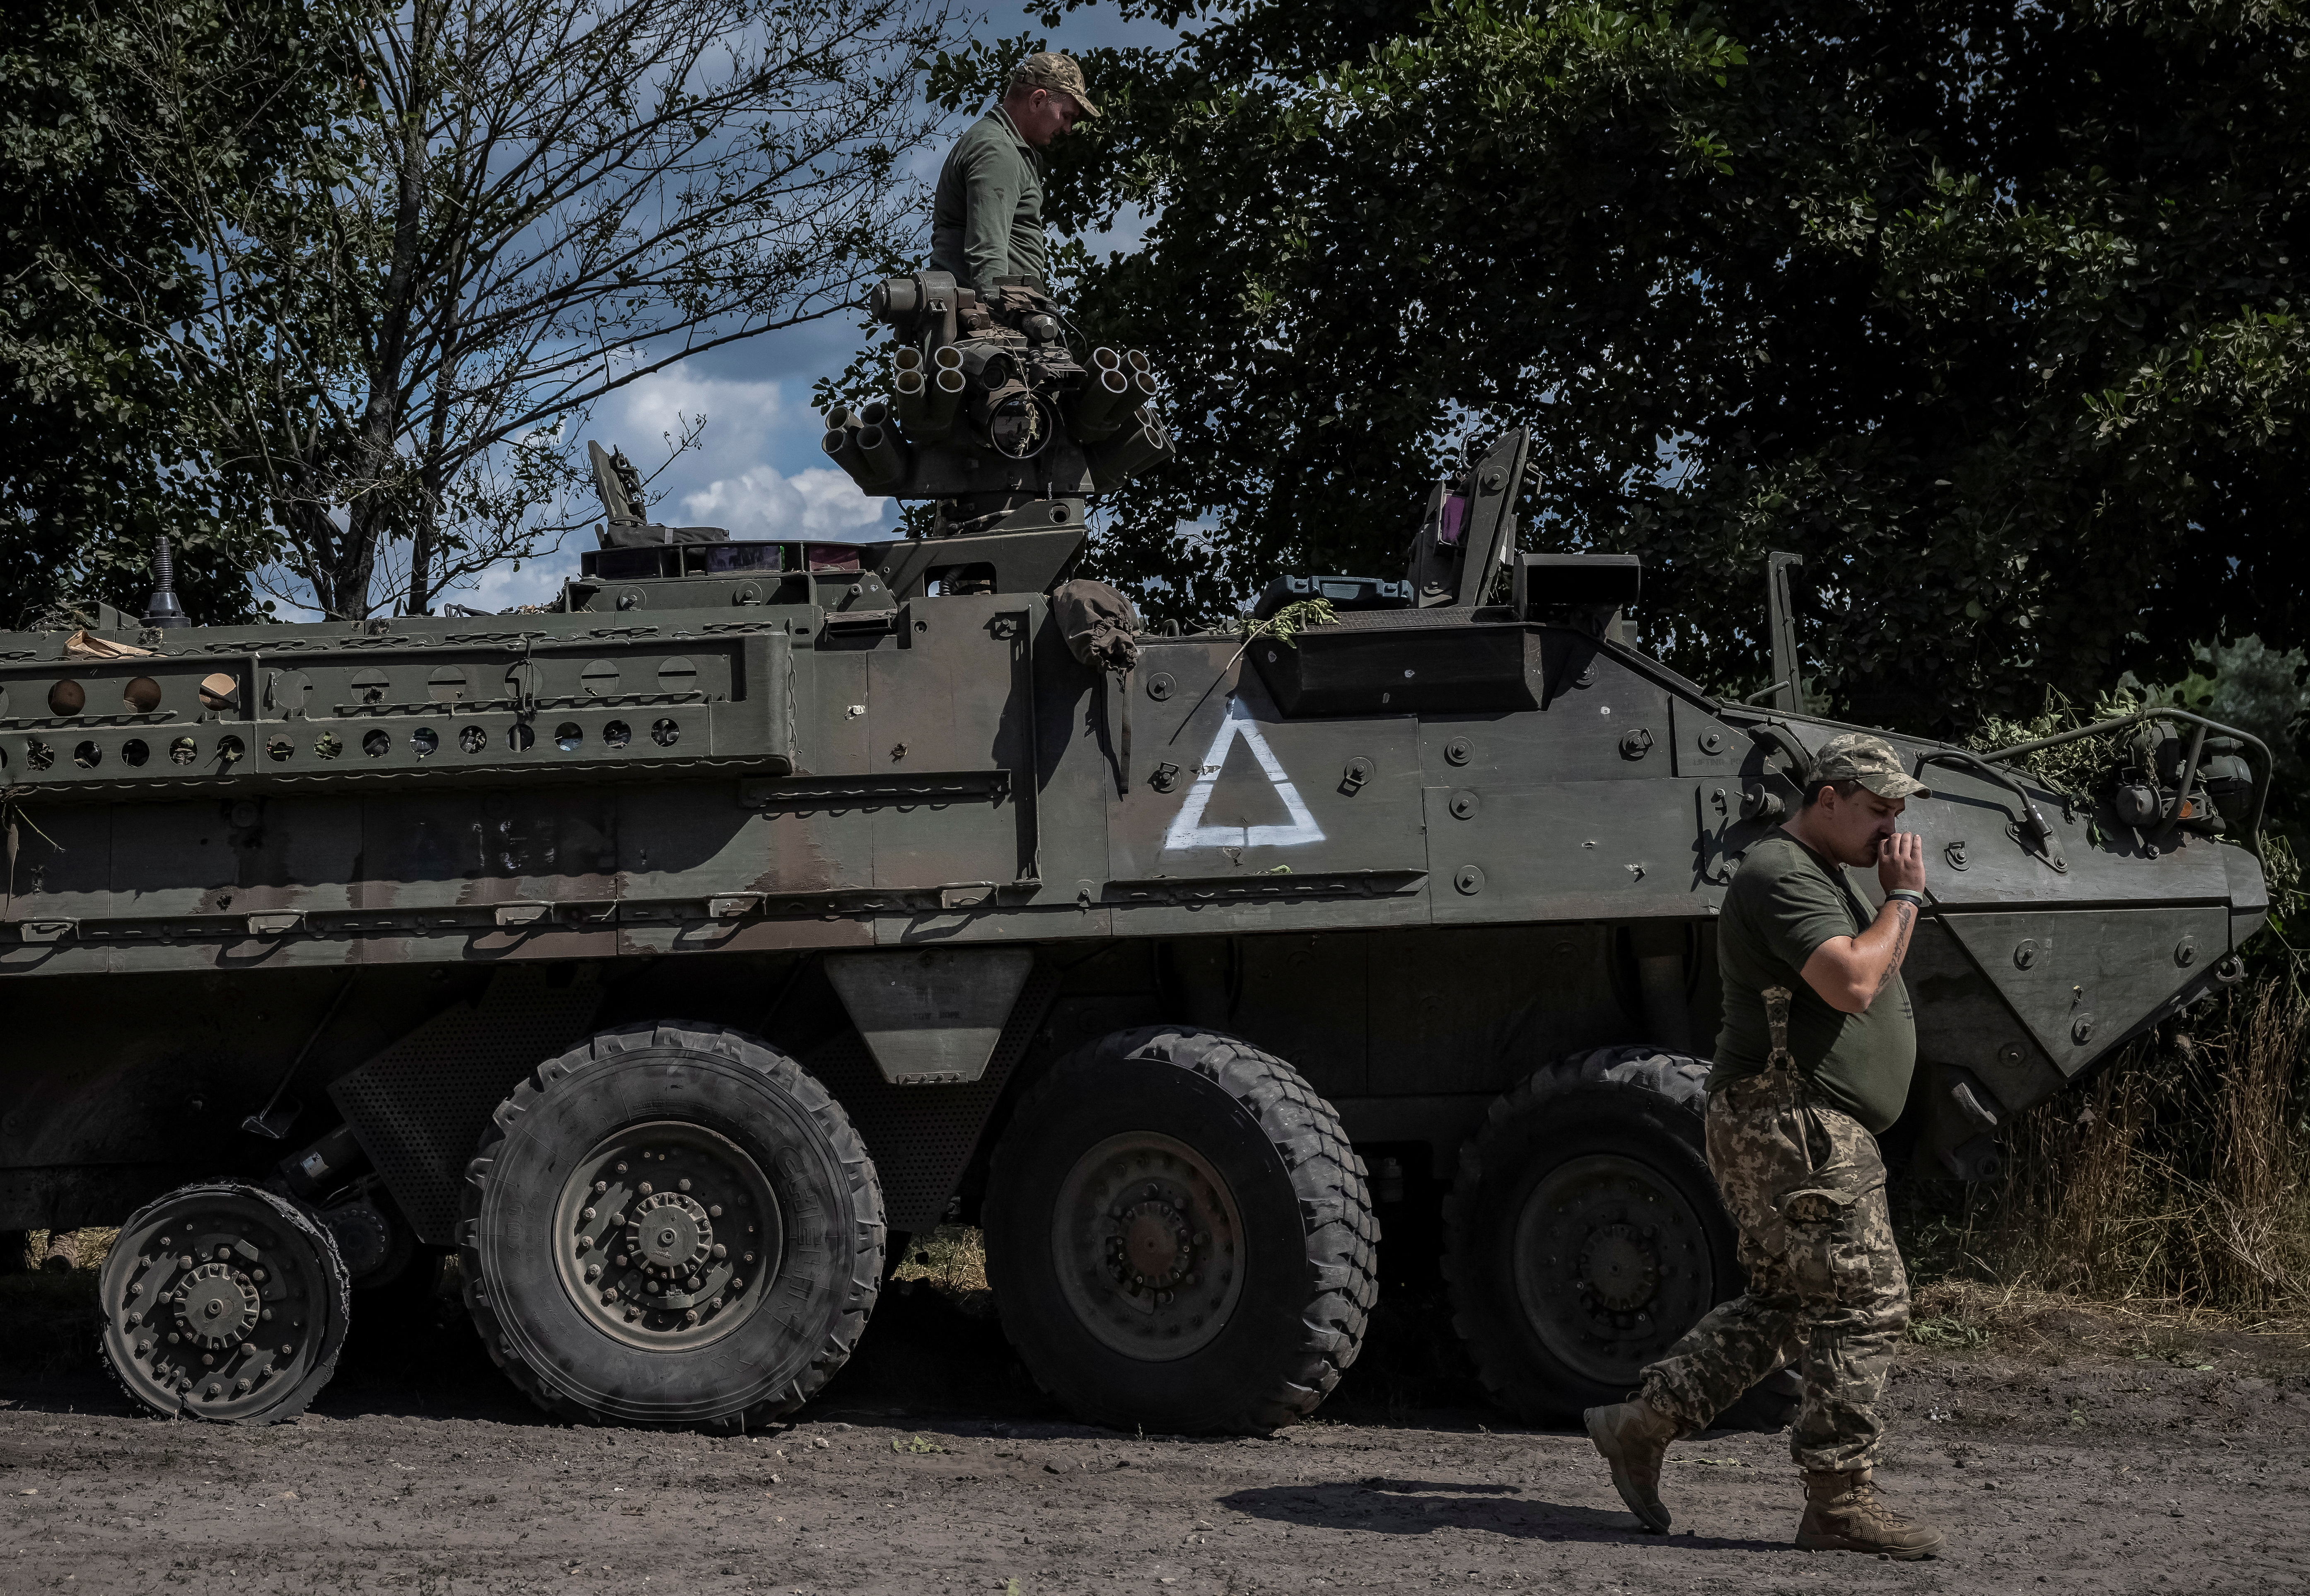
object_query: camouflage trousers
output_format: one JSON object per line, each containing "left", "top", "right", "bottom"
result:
{"left": 1638, "top": 1065, "right": 1911, "bottom": 1472}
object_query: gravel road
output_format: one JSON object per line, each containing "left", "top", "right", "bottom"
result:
{"left": 4, "top": 1285, "right": 2306, "bottom": 1594}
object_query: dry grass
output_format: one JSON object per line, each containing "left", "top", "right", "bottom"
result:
{"left": 1901, "top": 1275, "right": 2310, "bottom": 1367}
{"left": 9, "top": 1227, "right": 118, "bottom": 1273}
{"left": 1905, "top": 975, "right": 2310, "bottom": 1330}
{"left": 891, "top": 1224, "right": 990, "bottom": 1297}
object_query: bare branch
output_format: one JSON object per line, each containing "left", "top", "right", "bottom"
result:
{"left": 106, "top": 0, "right": 961, "bottom": 616}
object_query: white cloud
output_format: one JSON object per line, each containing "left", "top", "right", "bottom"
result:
{"left": 605, "top": 369, "right": 795, "bottom": 493}
{"left": 462, "top": 544, "right": 582, "bottom": 612}
{"left": 680, "top": 465, "right": 893, "bottom": 538}
{"left": 438, "top": 364, "right": 897, "bottom": 611}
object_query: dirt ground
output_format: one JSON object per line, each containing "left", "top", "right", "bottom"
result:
{"left": 4, "top": 1275, "right": 2308, "bottom": 1595}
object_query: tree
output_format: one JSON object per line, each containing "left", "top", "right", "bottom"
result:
{"left": 0, "top": 0, "right": 344, "bottom": 626}
{"left": 951, "top": 0, "right": 2310, "bottom": 734}
{"left": 111, "top": 0, "right": 959, "bottom": 620}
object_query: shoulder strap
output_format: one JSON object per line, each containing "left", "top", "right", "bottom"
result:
{"left": 1762, "top": 985, "right": 1797, "bottom": 1074}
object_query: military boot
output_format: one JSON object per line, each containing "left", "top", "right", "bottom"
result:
{"left": 1583, "top": 1397, "right": 1681, "bottom": 1532}
{"left": 1794, "top": 1468, "right": 1946, "bottom": 1558}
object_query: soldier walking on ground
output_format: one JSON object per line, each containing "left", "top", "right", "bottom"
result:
{"left": 1585, "top": 732, "right": 1949, "bottom": 1559}
{"left": 929, "top": 52, "right": 1099, "bottom": 305}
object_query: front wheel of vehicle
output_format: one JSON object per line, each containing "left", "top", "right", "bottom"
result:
{"left": 98, "top": 1182, "right": 352, "bottom": 1425}
{"left": 983, "top": 1025, "right": 1379, "bottom": 1434}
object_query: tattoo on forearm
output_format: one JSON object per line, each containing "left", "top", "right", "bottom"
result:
{"left": 1873, "top": 901, "right": 1916, "bottom": 997}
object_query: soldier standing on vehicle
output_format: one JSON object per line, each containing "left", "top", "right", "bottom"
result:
{"left": 928, "top": 52, "right": 1099, "bottom": 305}
{"left": 1584, "top": 732, "right": 1947, "bottom": 1560}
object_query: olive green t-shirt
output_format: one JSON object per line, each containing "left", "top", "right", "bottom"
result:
{"left": 928, "top": 109, "right": 1047, "bottom": 295}
{"left": 1709, "top": 831, "right": 1917, "bottom": 1132}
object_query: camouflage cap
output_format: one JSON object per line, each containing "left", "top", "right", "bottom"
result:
{"left": 1812, "top": 732, "right": 1932, "bottom": 800}
{"left": 1011, "top": 51, "right": 1101, "bottom": 118}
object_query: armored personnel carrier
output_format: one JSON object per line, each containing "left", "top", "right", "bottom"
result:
{"left": 0, "top": 271, "right": 2272, "bottom": 1432}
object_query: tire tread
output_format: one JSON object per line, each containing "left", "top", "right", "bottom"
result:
{"left": 1443, "top": 1044, "right": 1724, "bottom": 1420}
{"left": 457, "top": 1019, "right": 884, "bottom": 1432}
{"left": 988, "top": 1025, "right": 1380, "bottom": 1433}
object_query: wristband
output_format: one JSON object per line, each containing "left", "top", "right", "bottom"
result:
{"left": 1885, "top": 889, "right": 1926, "bottom": 908}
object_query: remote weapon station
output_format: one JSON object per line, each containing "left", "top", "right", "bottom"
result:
{"left": 0, "top": 271, "right": 2272, "bottom": 1432}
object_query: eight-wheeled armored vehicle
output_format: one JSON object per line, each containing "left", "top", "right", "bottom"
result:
{"left": 0, "top": 270, "right": 2272, "bottom": 1431}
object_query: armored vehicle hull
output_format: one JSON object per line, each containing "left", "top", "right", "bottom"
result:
{"left": 0, "top": 424, "right": 2270, "bottom": 1430}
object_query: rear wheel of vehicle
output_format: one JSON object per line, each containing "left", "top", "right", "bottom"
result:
{"left": 1444, "top": 1046, "right": 1747, "bottom": 1422}
{"left": 97, "top": 1182, "right": 351, "bottom": 1425}
{"left": 983, "top": 1025, "right": 1378, "bottom": 1434}
{"left": 459, "top": 1021, "right": 883, "bottom": 1430}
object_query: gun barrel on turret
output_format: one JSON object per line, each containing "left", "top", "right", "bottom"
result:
{"left": 916, "top": 354, "right": 967, "bottom": 443}
{"left": 1086, "top": 406, "right": 1175, "bottom": 490}
{"left": 855, "top": 423, "right": 908, "bottom": 488}
{"left": 1069, "top": 365, "right": 1135, "bottom": 443}
{"left": 894, "top": 367, "right": 929, "bottom": 429}
{"left": 822, "top": 423, "right": 866, "bottom": 480}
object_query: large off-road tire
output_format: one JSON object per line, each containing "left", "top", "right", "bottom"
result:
{"left": 459, "top": 1020, "right": 884, "bottom": 1430}
{"left": 1444, "top": 1046, "right": 1752, "bottom": 1422}
{"left": 983, "top": 1025, "right": 1378, "bottom": 1434}
{"left": 97, "top": 1182, "right": 352, "bottom": 1425}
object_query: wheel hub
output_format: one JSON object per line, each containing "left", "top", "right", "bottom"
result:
{"left": 1117, "top": 1202, "right": 1190, "bottom": 1286}
{"left": 1510, "top": 1152, "right": 1717, "bottom": 1386}
{"left": 1054, "top": 1133, "right": 1247, "bottom": 1363}
{"left": 627, "top": 1191, "right": 713, "bottom": 1274}
{"left": 554, "top": 1120, "right": 781, "bottom": 1350}
{"left": 97, "top": 1186, "right": 336, "bottom": 1421}
{"left": 1577, "top": 1223, "right": 1660, "bottom": 1313}
{"left": 172, "top": 1263, "right": 261, "bottom": 1350}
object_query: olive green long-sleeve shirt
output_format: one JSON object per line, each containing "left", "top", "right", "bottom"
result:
{"left": 929, "top": 108, "right": 1046, "bottom": 293}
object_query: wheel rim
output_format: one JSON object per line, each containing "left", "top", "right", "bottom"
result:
{"left": 1510, "top": 1151, "right": 1718, "bottom": 1386}
{"left": 1051, "top": 1131, "right": 1248, "bottom": 1363}
{"left": 552, "top": 1119, "right": 783, "bottom": 1350}
{"left": 101, "top": 1188, "right": 339, "bottom": 1419}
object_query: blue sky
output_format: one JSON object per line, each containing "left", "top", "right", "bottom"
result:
{"left": 463, "top": 5, "right": 1180, "bottom": 612}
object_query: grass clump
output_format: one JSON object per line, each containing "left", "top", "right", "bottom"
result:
{"left": 1904, "top": 1315, "right": 1990, "bottom": 1350}
{"left": 1991, "top": 978, "right": 2309, "bottom": 1310}
{"left": 8, "top": 1227, "right": 118, "bottom": 1273}
{"left": 1911, "top": 976, "right": 2310, "bottom": 1321}
{"left": 891, "top": 1224, "right": 989, "bottom": 1297}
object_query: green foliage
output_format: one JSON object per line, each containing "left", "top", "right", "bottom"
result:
{"left": 0, "top": 0, "right": 343, "bottom": 626}
{"left": 1015, "top": 0, "right": 2310, "bottom": 735}
{"left": 1250, "top": 596, "right": 1336, "bottom": 645}
{"left": 2156, "top": 636, "right": 2310, "bottom": 795}
{"left": 1903, "top": 1314, "right": 1989, "bottom": 1350}
{"left": 5, "top": 0, "right": 959, "bottom": 625}
{"left": 1972, "top": 684, "right": 2148, "bottom": 804}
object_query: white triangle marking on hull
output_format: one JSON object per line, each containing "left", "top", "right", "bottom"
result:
{"left": 1161, "top": 696, "right": 1326, "bottom": 850}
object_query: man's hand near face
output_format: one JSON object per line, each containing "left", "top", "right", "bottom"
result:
{"left": 1790, "top": 795, "right": 1926, "bottom": 1015}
